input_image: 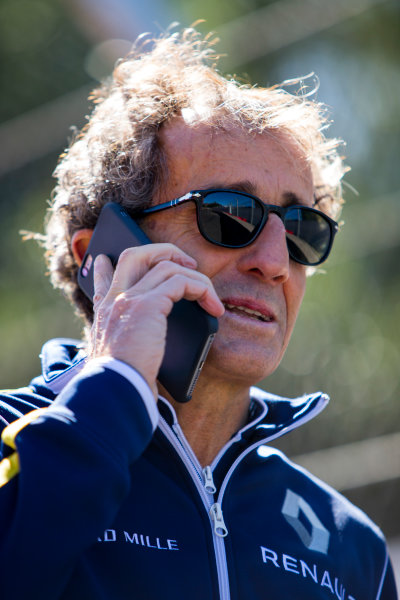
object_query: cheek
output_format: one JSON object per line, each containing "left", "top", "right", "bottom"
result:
{"left": 285, "top": 267, "right": 307, "bottom": 328}
{"left": 143, "top": 214, "right": 228, "bottom": 278}
{"left": 191, "top": 243, "right": 239, "bottom": 281}
{"left": 187, "top": 251, "right": 227, "bottom": 284}
{"left": 143, "top": 215, "right": 193, "bottom": 247}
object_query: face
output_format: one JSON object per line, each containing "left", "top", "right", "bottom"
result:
{"left": 143, "top": 120, "right": 315, "bottom": 386}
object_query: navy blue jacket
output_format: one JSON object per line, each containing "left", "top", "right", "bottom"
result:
{"left": 0, "top": 339, "right": 397, "bottom": 599}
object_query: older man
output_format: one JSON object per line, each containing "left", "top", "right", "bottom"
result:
{"left": 0, "top": 29, "right": 397, "bottom": 599}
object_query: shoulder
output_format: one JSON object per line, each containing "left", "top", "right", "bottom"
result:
{"left": 0, "top": 386, "right": 53, "bottom": 429}
{"left": 259, "top": 445, "right": 386, "bottom": 543}
{"left": 249, "top": 446, "right": 391, "bottom": 596}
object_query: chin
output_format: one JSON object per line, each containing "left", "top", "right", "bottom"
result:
{"left": 205, "top": 342, "right": 282, "bottom": 386}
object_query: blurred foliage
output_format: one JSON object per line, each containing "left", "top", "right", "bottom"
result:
{"left": 0, "top": 0, "right": 399, "bottom": 534}
{"left": 0, "top": 1, "right": 90, "bottom": 121}
{"left": 0, "top": 0, "right": 91, "bottom": 384}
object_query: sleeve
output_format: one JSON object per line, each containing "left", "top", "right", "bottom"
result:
{"left": 378, "top": 553, "right": 399, "bottom": 600}
{"left": 0, "top": 360, "right": 158, "bottom": 599}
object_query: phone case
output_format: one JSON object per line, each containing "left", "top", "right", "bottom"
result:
{"left": 78, "top": 203, "right": 218, "bottom": 402}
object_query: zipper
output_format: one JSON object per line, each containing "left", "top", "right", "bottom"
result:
{"left": 204, "top": 468, "right": 228, "bottom": 537}
{"left": 159, "top": 417, "right": 231, "bottom": 600}
{"left": 210, "top": 502, "right": 228, "bottom": 537}
{"left": 157, "top": 391, "right": 328, "bottom": 599}
{"left": 203, "top": 466, "right": 217, "bottom": 494}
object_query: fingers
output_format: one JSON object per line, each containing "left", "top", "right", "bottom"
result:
{"left": 89, "top": 242, "right": 223, "bottom": 393}
{"left": 145, "top": 274, "right": 224, "bottom": 317}
{"left": 93, "top": 243, "right": 224, "bottom": 317}
{"left": 124, "top": 260, "right": 224, "bottom": 317}
{"left": 110, "top": 244, "right": 197, "bottom": 295}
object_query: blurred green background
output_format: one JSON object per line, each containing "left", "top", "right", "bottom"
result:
{"left": 1, "top": 0, "right": 399, "bottom": 575}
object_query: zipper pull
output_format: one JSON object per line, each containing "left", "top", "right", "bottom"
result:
{"left": 203, "top": 466, "right": 217, "bottom": 494}
{"left": 210, "top": 503, "right": 228, "bottom": 537}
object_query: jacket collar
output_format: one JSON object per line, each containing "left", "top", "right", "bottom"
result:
{"left": 31, "top": 338, "right": 87, "bottom": 397}
{"left": 247, "top": 386, "right": 328, "bottom": 444}
{"left": 158, "top": 385, "right": 328, "bottom": 447}
{"left": 33, "top": 338, "right": 329, "bottom": 439}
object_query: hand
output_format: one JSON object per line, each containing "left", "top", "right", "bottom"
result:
{"left": 89, "top": 244, "right": 225, "bottom": 398}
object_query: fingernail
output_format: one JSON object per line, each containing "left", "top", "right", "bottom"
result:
{"left": 183, "top": 256, "right": 197, "bottom": 267}
{"left": 94, "top": 254, "right": 106, "bottom": 270}
{"left": 93, "top": 293, "right": 103, "bottom": 307}
{"left": 217, "top": 299, "right": 225, "bottom": 314}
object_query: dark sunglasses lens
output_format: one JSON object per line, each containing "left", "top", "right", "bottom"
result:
{"left": 284, "top": 208, "right": 332, "bottom": 265}
{"left": 197, "top": 192, "right": 332, "bottom": 266}
{"left": 199, "top": 192, "right": 263, "bottom": 246}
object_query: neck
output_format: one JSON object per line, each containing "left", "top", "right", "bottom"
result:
{"left": 160, "top": 371, "right": 252, "bottom": 467}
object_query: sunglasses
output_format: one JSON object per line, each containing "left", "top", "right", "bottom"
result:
{"left": 138, "top": 189, "right": 338, "bottom": 266}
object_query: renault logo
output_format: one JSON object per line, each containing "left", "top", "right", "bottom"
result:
{"left": 281, "top": 489, "right": 330, "bottom": 555}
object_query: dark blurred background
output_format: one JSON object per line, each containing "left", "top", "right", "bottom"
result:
{"left": 1, "top": 0, "right": 399, "bottom": 584}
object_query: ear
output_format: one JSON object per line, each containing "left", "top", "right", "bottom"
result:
{"left": 71, "top": 229, "right": 93, "bottom": 266}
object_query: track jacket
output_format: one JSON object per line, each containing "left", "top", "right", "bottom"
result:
{"left": 0, "top": 338, "right": 397, "bottom": 599}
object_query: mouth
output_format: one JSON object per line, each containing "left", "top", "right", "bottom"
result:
{"left": 222, "top": 300, "right": 275, "bottom": 323}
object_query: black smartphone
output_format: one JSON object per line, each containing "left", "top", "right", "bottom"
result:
{"left": 78, "top": 203, "right": 218, "bottom": 403}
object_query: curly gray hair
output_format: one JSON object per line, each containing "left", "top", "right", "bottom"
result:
{"left": 43, "top": 27, "right": 347, "bottom": 326}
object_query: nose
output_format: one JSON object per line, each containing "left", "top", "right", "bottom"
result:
{"left": 236, "top": 213, "right": 290, "bottom": 284}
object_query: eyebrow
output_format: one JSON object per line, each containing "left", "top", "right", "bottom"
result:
{"left": 207, "top": 180, "right": 259, "bottom": 197}
{"left": 206, "top": 181, "right": 307, "bottom": 207}
{"left": 313, "top": 187, "right": 334, "bottom": 208}
{"left": 282, "top": 191, "right": 307, "bottom": 207}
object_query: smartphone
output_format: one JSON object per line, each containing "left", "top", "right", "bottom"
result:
{"left": 78, "top": 203, "right": 218, "bottom": 402}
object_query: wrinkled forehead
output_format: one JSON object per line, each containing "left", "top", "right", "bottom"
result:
{"left": 157, "top": 118, "right": 314, "bottom": 203}
{"left": 160, "top": 117, "right": 309, "bottom": 159}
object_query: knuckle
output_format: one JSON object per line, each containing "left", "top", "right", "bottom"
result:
{"left": 127, "top": 293, "right": 146, "bottom": 309}
{"left": 113, "top": 291, "right": 146, "bottom": 316}
{"left": 112, "top": 293, "right": 129, "bottom": 315}
{"left": 153, "top": 258, "right": 170, "bottom": 271}
{"left": 147, "top": 290, "right": 173, "bottom": 314}
{"left": 155, "top": 242, "right": 175, "bottom": 252}
{"left": 114, "top": 291, "right": 128, "bottom": 306}
{"left": 118, "top": 247, "right": 136, "bottom": 265}
{"left": 170, "top": 273, "right": 186, "bottom": 286}
{"left": 155, "top": 259, "right": 179, "bottom": 277}
{"left": 151, "top": 242, "right": 182, "bottom": 260}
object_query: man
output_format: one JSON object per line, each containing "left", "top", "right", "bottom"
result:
{"left": 0, "top": 28, "right": 397, "bottom": 599}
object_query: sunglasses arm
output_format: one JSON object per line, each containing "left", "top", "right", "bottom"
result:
{"left": 139, "top": 192, "right": 201, "bottom": 216}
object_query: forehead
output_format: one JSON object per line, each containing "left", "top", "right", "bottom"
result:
{"left": 157, "top": 118, "right": 314, "bottom": 204}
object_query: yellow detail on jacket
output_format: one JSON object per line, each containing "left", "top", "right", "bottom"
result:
{"left": 0, "top": 452, "right": 20, "bottom": 487}
{"left": 0, "top": 408, "right": 48, "bottom": 487}
{"left": 1, "top": 408, "right": 48, "bottom": 450}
